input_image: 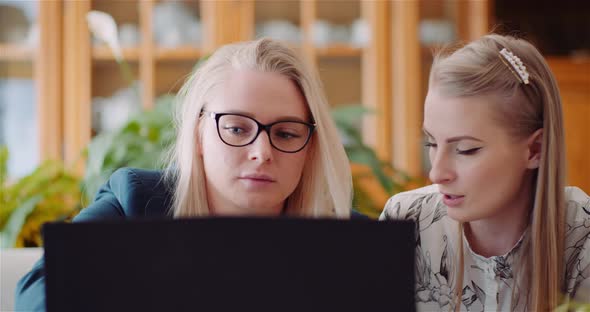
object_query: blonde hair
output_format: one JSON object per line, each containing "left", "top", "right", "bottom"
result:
{"left": 163, "top": 38, "right": 352, "bottom": 219}
{"left": 430, "top": 34, "right": 566, "bottom": 311}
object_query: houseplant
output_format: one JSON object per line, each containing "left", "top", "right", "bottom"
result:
{"left": 0, "top": 146, "right": 82, "bottom": 247}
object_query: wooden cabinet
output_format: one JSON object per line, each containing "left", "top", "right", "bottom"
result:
{"left": 59, "top": 0, "right": 393, "bottom": 175}
{"left": 239, "top": 0, "right": 392, "bottom": 163}
{"left": 62, "top": 0, "right": 207, "bottom": 172}
{"left": 2, "top": 0, "right": 587, "bottom": 191}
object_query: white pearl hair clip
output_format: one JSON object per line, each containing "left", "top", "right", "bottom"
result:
{"left": 499, "top": 48, "right": 530, "bottom": 85}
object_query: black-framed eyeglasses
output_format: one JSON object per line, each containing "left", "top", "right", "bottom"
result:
{"left": 201, "top": 111, "right": 316, "bottom": 153}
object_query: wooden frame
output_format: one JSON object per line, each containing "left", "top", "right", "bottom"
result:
{"left": 37, "top": 0, "right": 64, "bottom": 161}
{"left": 391, "top": 0, "right": 422, "bottom": 178}
{"left": 456, "top": 0, "right": 493, "bottom": 42}
{"left": 63, "top": 0, "right": 91, "bottom": 173}
{"left": 362, "top": 0, "right": 392, "bottom": 162}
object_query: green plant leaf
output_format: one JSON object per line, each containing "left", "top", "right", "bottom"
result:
{"left": 331, "top": 105, "right": 372, "bottom": 127}
{"left": 82, "top": 94, "right": 177, "bottom": 199}
{"left": 0, "top": 195, "right": 42, "bottom": 248}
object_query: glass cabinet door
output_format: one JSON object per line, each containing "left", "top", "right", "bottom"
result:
{"left": 0, "top": 1, "right": 39, "bottom": 178}
{"left": 0, "top": 0, "right": 62, "bottom": 179}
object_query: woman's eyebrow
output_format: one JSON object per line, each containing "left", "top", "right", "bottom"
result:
{"left": 219, "top": 110, "right": 307, "bottom": 123}
{"left": 446, "top": 136, "right": 483, "bottom": 143}
{"left": 422, "top": 128, "right": 482, "bottom": 143}
{"left": 277, "top": 116, "right": 307, "bottom": 122}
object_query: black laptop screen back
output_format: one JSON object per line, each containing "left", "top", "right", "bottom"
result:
{"left": 44, "top": 218, "right": 415, "bottom": 312}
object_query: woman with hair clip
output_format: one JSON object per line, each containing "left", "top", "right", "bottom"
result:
{"left": 16, "top": 38, "right": 361, "bottom": 311}
{"left": 380, "top": 34, "right": 589, "bottom": 311}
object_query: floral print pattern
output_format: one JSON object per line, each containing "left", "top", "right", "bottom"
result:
{"left": 381, "top": 185, "right": 590, "bottom": 311}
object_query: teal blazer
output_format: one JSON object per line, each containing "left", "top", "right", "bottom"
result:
{"left": 15, "top": 167, "right": 366, "bottom": 311}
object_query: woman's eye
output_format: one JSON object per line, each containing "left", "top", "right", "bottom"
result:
{"left": 224, "top": 127, "right": 246, "bottom": 135}
{"left": 275, "top": 131, "right": 300, "bottom": 139}
{"left": 456, "top": 147, "right": 482, "bottom": 155}
{"left": 424, "top": 142, "right": 437, "bottom": 148}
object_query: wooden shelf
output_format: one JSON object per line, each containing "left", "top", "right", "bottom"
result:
{"left": 91, "top": 45, "right": 205, "bottom": 62}
{"left": 0, "top": 43, "right": 34, "bottom": 61}
{"left": 92, "top": 46, "right": 140, "bottom": 61}
{"left": 315, "top": 44, "right": 363, "bottom": 57}
{"left": 156, "top": 46, "right": 203, "bottom": 61}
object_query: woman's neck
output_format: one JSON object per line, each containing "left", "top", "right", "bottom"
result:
{"left": 464, "top": 180, "right": 534, "bottom": 258}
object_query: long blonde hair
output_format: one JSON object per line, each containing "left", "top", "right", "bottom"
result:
{"left": 163, "top": 38, "right": 352, "bottom": 219}
{"left": 430, "top": 34, "right": 566, "bottom": 311}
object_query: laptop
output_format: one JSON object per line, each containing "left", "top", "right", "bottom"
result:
{"left": 43, "top": 217, "right": 415, "bottom": 312}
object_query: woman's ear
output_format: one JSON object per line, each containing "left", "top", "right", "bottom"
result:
{"left": 526, "top": 128, "right": 543, "bottom": 169}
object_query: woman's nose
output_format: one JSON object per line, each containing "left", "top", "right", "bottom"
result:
{"left": 248, "top": 131, "right": 273, "bottom": 162}
{"left": 428, "top": 151, "right": 456, "bottom": 184}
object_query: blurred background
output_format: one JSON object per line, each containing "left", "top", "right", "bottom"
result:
{"left": 0, "top": 0, "right": 588, "bottom": 246}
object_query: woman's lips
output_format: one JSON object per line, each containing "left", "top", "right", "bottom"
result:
{"left": 441, "top": 193, "right": 465, "bottom": 207}
{"left": 238, "top": 174, "right": 276, "bottom": 189}
{"left": 240, "top": 173, "right": 275, "bottom": 181}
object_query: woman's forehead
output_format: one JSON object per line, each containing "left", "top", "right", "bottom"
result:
{"left": 423, "top": 89, "right": 503, "bottom": 139}
{"left": 208, "top": 70, "right": 310, "bottom": 121}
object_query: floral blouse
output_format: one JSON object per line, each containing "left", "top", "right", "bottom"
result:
{"left": 380, "top": 185, "right": 590, "bottom": 311}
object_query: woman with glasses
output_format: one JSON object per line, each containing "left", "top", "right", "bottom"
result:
{"left": 16, "top": 38, "right": 358, "bottom": 311}
{"left": 380, "top": 34, "right": 589, "bottom": 311}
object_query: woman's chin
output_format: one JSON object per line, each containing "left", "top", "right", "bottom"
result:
{"left": 446, "top": 209, "right": 475, "bottom": 223}
{"left": 236, "top": 198, "right": 283, "bottom": 216}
